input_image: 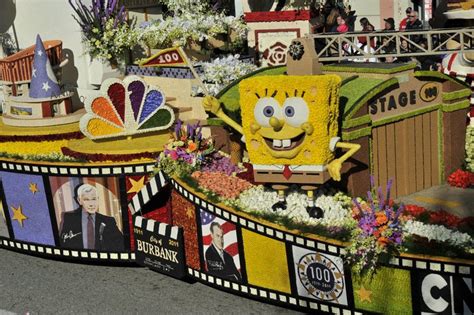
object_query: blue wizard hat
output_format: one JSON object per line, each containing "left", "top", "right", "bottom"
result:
{"left": 29, "top": 34, "right": 61, "bottom": 99}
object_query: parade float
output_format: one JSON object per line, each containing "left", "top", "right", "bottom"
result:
{"left": 0, "top": 1, "right": 473, "bottom": 314}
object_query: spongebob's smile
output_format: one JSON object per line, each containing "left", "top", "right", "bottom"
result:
{"left": 262, "top": 133, "right": 305, "bottom": 151}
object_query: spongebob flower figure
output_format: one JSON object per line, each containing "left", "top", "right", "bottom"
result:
{"left": 203, "top": 75, "right": 360, "bottom": 218}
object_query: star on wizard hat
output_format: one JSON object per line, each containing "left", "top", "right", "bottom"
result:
{"left": 29, "top": 34, "right": 61, "bottom": 99}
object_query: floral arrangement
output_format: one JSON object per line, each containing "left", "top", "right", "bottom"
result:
{"left": 345, "top": 179, "right": 404, "bottom": 277}
{"left": 157, "top": 120, "right": 214, "bottom": 176}
{"left": 191, "top": 55, "right": 258, "bottom": 96}
{"left": 201, "top": 151, "right": 243, "bottom": 175}
{"left": 447, "top": 168, "right": 474, "bottom": 188}
{"left": 135, "top": 0, "right": 247, "bottom": 52}
{"left": 191, "top": 171, "right": 252, "bottom": 199}
{"left": 69, "top": 0, "right": 137, "bottom": 63}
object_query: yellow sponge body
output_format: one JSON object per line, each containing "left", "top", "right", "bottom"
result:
{"left": 239, "top": 75, "right": 341, "bottom": 165}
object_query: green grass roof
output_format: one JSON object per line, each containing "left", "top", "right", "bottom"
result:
{"left": 217, "top": 66, "right": 287, "bottom": 113}
{"left": 339, "top": 77, "right": 385, "bottom": 117}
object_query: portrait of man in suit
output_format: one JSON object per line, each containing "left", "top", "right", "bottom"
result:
{"left": 205, "top": 222, "right": 241, "bottom": 281}
{"left": 59, "top": 183, "right": 124, "bottom": 251}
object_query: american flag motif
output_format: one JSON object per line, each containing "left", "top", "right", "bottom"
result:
{"left": 200, "top": 209, "right": 240, "bottom": 272}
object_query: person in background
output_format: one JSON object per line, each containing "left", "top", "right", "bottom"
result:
{"left": 326, "top": 8, "right": 341, "bottom": 33}
{"left": 378, "top": 18, "right": 396, "bottom": 62}
{"left": 336, "top": 15, "right": 349, "bottom": 33}
{"left": 358, "top": 17, "right": 375, "bottom": 48}
{"left": 399, "top": 7, "right": 412, "bottom": 30}
{"left": 383, "top": 17, "right": 395, "bottom": 31}
{"left": 405, "top": 11, "right": 423, "bottom": 44}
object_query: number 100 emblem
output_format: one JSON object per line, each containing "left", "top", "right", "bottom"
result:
{"left": 297, "top": 252, "right": 345, "bottom": 302}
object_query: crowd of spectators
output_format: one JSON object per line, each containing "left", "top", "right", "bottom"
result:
{"left": 312, "top": 3, "right": 443, "bottom": 70}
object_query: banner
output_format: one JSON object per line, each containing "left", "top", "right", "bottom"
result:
{"left": 134, "top": 216, "right": 186, "bottom": 279}
{"left": 139, "top": 47, "right": 187, "bottom": 68}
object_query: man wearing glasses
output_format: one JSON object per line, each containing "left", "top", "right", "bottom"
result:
{"left": 405, "top": 10, "right": 423, "bottom": 44}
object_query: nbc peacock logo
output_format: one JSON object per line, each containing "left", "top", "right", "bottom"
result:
{"left": 80, "top": 75, "right": 175, "bottom": 140}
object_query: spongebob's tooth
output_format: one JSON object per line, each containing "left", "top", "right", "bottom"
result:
{"left": 273, "top": 139, "right": 282, "bottom": 147}
{"left": 282, "top": 139, "right": 291, "bottom": 147}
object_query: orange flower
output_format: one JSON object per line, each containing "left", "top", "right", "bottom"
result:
{"left": 188, "top": 141, "right": 197, "bottom": 152}
{"left": 377, "top": 237, "right": 389, "bottom": 247}
{"left": 375, "top": 212, "right": 388, "bottom": 226}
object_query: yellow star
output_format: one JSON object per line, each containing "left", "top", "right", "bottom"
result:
{"left": 11, "top": 204, "right": 28, "bottom": 227}
{"left": 29, "top": 182, "right": 39, "bottom": 194}
{"left": 186, "top": 207, "right": 195, "bottom": 219}
{"left": 127, "top": 177, "right": 146, "bottom": 194}
{"left": 356, "top": 286, "right": 372, "bottom": 303}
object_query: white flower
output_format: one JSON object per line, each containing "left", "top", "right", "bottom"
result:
{"left": 236, "top": 186, "right": 353, "bottom": 228}
{"left": 403, "top": 220, "right": 473, "bottom": 248}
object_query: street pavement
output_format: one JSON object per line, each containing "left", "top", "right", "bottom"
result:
{"left": 0, "top": 249, "right": 299, "bottom": 315}
{"left": 397, "top": 184, "right": 474, "bottom": 218}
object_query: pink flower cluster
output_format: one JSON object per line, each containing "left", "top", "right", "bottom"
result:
{"left": 191, "top": 171, "right": 253, "bottom": 199}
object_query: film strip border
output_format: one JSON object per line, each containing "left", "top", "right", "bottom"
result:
{"left": 128, "top": 171, "right": 168, "bottom": 215}
{"left": 170, "top": 178, "right": 474, "bottom": 275}
{"left": 133, "top": 215, "right": 179, "bottom": 240}
{"left": 0, "top": 237, "right": 135, "bottom": 262}
{"left": 387, "top": 256, "right": 471, "bottom": 275}
{"left": 0, "top": 161, "right": 155, "bottom": 176}
{"left": 186, "top": 267, "right": 361, "bottom": 315}
{"left": 169, "top": 178, "right": 346, "bottom": 257}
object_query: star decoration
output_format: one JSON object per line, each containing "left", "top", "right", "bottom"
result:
{"left": 32, "top": 67, "right": 37, "bottom": 77}
{"left": 127, "top": 177, "right": 146, "bottom": 194}
{"left": 11, "top": 205, "right": 28, "bottom": 227}
{"left": 42, "top": 82, "right": 50, "bottom": 92}
{"left": 29, "top": 182, "right": 39, "bottom": 194}
{"left": 186, "top": 207, "right": 194, "bottom": 219}
{"left": 356, "top": 286, "right": 372, "bottom": 303}
{"left": 37, "top": 50, "right": 43, "bottom": 56}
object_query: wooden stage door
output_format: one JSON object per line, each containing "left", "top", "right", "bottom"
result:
{"left": 371, "top": 110, "right": 440, "bottom": 198}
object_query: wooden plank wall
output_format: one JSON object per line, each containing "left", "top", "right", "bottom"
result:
{"left": 372, "top": 110, "right": 439, "bottom": 198}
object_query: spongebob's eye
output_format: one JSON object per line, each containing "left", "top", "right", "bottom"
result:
{"left": 282, "top": 97, "right": 309, "bottom": 127}
{"left": 254, "top": 97, "right": 282, "bottom": 127}
{"left": 263, "top": 106, "right": 274, "bottom": 117}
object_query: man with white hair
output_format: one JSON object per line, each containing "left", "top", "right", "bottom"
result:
{"left": 60, "top": 183, "right": 124, "bottom": 251}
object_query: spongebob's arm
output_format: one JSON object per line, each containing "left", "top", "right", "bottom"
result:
{"left": 202, "top": 96, "right": 243, "bottom": 135}
{"left": 327, "top": 142, "right": 361, "bottom": 181}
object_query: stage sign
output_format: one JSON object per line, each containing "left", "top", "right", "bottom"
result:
{"left": 133, "top": 216, "right": 186, "bottom": 279}
{"left": 411, "top": 270, "right": 473, "bottom": 314}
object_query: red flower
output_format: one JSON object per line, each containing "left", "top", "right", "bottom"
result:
{"left": 404, "top": 204, "right": 427, "bottom": 217}
{"left": 429, "top": 210, "right": 462, "bottom": 228}
{"left": 447, "top": 169, "right": 474, "bottom": 189}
